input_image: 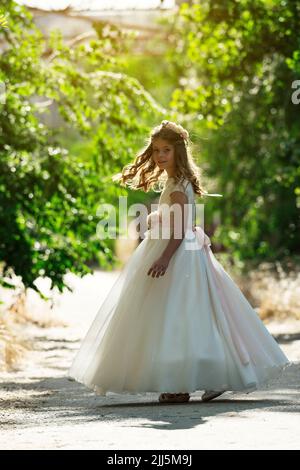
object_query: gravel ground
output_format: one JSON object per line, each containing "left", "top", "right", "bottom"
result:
{"left": 0, "top": 270, "right": 299, "bottom": 450}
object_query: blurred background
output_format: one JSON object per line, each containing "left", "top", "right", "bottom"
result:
{"left": 0, "top": 0, "right": 299, "bottom": 370}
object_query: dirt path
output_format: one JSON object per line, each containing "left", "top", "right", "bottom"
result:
{"left": 0, "top": 271, "right": 299, "bottom": 450}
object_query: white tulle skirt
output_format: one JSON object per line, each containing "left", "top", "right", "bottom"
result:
{"left": 67, "top": 226, "right": 290, "bottom": 396}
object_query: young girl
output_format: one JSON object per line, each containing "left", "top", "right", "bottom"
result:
{"left": 67, "top": 120, "right": 290, "bottom": 403}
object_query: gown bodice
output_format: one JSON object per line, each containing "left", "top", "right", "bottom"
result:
{"left": 156, "top": 177, "right": 196, "bottom": 228}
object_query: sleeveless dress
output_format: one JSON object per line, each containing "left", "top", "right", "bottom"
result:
{"left": 67, "top": 177, "right": 290, "bottom": 396}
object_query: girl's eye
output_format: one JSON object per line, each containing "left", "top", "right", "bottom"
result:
{"left": 153, "top": 148, "right": 170, "bottom": 153}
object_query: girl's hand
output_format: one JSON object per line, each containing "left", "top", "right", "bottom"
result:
{"left": 147, "top": 255, "right": 170, "bottom": 278}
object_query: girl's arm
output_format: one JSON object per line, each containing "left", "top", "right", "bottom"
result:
{"left": 161, "top": 190, "right": 188, "bottom": 259}
{"left": 147, "top": 190, "right": 188, "bottom": 278}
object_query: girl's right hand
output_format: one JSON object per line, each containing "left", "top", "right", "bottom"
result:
{"left": 147, "top": 255, "right": 170, "bottom": 278}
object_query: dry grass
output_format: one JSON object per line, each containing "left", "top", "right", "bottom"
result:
{"left": 238, "top": 261, "right": 300, "bottom": 322}
{"left": 0, "top": 283, "right": 66, "bottom": 371}
{"left": 0, "top": 309, "right": 31, "bottom": 372}
{"left": 8, "top": 290, "right": 66, "bottom": 328}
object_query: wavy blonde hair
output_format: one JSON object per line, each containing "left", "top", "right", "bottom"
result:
{"left": 113, "top": 120, "right": 208, "bottom": 197}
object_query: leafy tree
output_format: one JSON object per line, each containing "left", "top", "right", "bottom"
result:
{"left": 164, "top": 0, "right": 300, "bottom": 264}
{"left": 0, "top": 0, "right": 162, "bottom": 297}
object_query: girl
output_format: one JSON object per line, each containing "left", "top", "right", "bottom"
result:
{"left": 67, "top": 120, "right": 290, "bottom": 403}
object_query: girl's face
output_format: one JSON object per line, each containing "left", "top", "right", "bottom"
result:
{"left": 152, "top": 138, "right": 175, "bottom": 175}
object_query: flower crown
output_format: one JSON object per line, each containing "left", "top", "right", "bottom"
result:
{"left": 161, "top": 120, "right": 189, "bottom": 140}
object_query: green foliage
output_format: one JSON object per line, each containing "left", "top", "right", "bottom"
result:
{"left": 164, "top": 0, "right": 300, "bottom": 264}
{"left": 1, "top": 0, "right": 299, "bottom": 303}
{"left": 0, "top": 0, "right": 163, "bottom": 297}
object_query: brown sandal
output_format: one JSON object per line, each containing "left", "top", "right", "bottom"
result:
{"left": 159, "top": 392, "right": 190, "bottom": 403}
{"left": 201, "top": 390, "right": 225, "bottom": 402}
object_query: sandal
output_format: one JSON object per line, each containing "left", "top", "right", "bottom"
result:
{"left": 158, "top": 392, "right": 190, "bottom": 403}
{"left": 201, "top": 390, "right": 225, "bottom": 402}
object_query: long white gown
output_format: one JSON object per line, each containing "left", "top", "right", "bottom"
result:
{"left": 67, "top": 177, "right": 290, "bottom": 396}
